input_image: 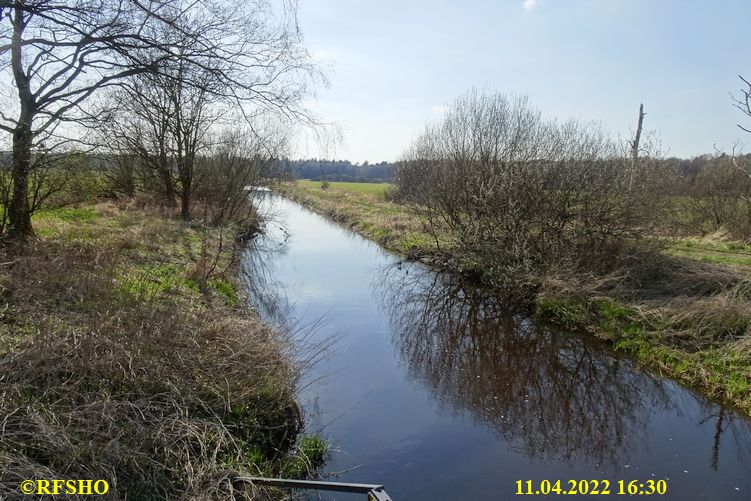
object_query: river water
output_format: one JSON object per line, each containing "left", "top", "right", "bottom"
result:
{"left": 242, "top": 194, "right": 751, "bottom": 500}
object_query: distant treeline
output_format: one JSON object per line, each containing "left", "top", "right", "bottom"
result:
{"left": 280, "top": 159, "right": 395, "bottom": 182}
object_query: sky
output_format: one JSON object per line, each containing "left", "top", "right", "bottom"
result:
{"left": 294, "top": 0, "right": 751, "bottom": 163}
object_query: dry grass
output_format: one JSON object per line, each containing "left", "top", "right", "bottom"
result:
{"left": 0, "top": 202, "right": 321, "bottom": 500}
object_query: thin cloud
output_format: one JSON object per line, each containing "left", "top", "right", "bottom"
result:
{"left": 523, "top": 0, "right": 539, "bottom": 10}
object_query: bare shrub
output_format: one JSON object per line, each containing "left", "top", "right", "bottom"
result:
{"left": 395, "top": 90, "right": 658, "bottom": 288}
{"left": 100, "top": 154, "right": 138, "bottom": 198}
{"left": 188, "top": 126, "right": 286, "bottom": 289}
{"left": 682, "top": 155, "right": 751, "bottom": 239}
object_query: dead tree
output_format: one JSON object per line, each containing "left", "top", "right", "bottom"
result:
{"left": 626, "top": 103, "right": 646, "bottom": 190}
{"left": 629, "top": 103, "right": 646, "bottom": 164}
{"left": 733, "top": 75, "right": 751, "bottom": 133}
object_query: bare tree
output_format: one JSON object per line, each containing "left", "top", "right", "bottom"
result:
{"left": 190, "top": 122, "right": 288, "bottom": 288}
{"left": 0, "top": 0, "right": 187, "bottom": 239}
{"left": 95, "top": 0, "right": 322, "bottom": 220}
{"left": 1, "top": 0, "right": 322, "bottom": 239}
{"left": 98, "top": 76, "right": 179, "bottom": 206}
{"left": 687, "top": 154, "right": 751, "bottom": 238}
{"left": 101, "top": 153, "right": 137, "bottom": 198}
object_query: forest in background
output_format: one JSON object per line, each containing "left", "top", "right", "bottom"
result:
{"left": 279, "top": 158, "right": 395, "bottom": 183}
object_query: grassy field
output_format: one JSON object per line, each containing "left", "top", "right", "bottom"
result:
{"left": 287, "top": 180, "right": 751, "bottom": 270}
{"left": 278, "top": 180, "right": 751, "bottom": 416}
{"left": 0, "top": 201, "right": 326, "bottom": 499}
{"left": 297, "top": 179, "right": 391, "bottom": 197}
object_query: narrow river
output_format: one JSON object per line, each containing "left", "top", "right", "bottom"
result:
{"left": 243, "top": 194, "right": 751, "bottom": 500}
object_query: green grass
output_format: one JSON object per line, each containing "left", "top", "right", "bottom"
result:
{"left": 209, "top": 278, "right": 240, "bottom": 305}
{"left": 536, "top": 294, "right": 751, "bottom": 412}
{"left": 281, "top": 435, "right": 330, "bottom": 478}
{"left": 278, "top": 180, "right": 432, "bottom": 255}
{"left": 665, "top": 237, "right": 751, "bottom": 267}
{"left": 278, "top": 179, "right": 449, "bottom": 260}
{"left": 297, "top": 179, "right": 391, "bottom": 197}
{"left": 33, "top": 206, "right": 98, "bottom": 223}
{"left": 115, "top": 262, "right": 198, "bottom": 301}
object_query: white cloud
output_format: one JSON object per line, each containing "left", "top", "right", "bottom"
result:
{"left": 523, "top": 0, "right": 539, "bottom": 10}
{"left": 431, "top": 105, "right": 450, "bottom": 114}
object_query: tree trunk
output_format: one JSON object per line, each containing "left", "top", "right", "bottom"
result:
{"left": 627, "top": 103, "right": 646, "bottom": 191}
{"left": 7, "top": 121, "right": 34, "bottom": 240}
{"left": 179, "top": 155, "right": 193, "bottom": 220}
{"left": 630, "top": 103, "right": 645, "bottom": 164}
{"left": 7, "top": 6, "right": 35, "bottom": 241}
{"left": 180, "top": 182, "right": 191, "bottom": 220}
{"left": 158, "top": 154, "right": 176, "bottom": 208}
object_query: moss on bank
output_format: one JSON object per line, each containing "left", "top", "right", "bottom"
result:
{"left": 280, "top": 180, "right": 751, "bottom": 417}
{"left": 0, "top": 201, "right": 327, "bottom": 500}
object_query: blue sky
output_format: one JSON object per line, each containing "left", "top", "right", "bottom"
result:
{"left": 296, "top": 0, "right": 750, "bottom": 162}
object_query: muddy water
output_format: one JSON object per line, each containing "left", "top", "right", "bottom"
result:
{"left": 242, "top": 194, "right": 751, "bottom": 500}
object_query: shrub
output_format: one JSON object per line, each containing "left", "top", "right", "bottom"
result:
{"left": 395, "top": 90, "right": 660, "bottom": 287}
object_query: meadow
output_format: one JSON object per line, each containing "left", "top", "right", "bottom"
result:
{"left": 296, "top": 179, "right": 391, "bottom": 197}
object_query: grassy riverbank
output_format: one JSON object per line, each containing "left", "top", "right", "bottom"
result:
{"left": 0, "top": 200, "right": 325, "bottom": 499}
{"left": 278, "top": 180, "right": 751, "bottom": 416}
{"left": 278, "top": 180, "right": 437, "bottom": 257}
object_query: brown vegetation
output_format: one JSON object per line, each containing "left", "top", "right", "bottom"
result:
{"left": 0, "top": 202, "right": 324, "bottom": 499}
{"left": 394, "top": 91, "right": 664, "bottom": 292}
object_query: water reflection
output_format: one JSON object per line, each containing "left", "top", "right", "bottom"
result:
{"left": 242, "top": 215, "right": 335, "bottom": 388}
{"left": 375, "top": 264, "right": 673, "bottom": 468}
{"left": 243, "top": 227, "right": 293, "bottom": 327}
{"left": 696, "top": 403, "right": 751, "bottom": 472}
{"left": 242, "top": 196, "right": 751, "bottom": 499}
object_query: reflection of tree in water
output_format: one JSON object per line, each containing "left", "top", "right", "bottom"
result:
{"left": 697, "top": 402, "right": 751, "bottom": 471}
{"left": 242, "top": 214, "right": 332, "bottom": 378}
{"left": 375, "top": 264, "right": 672, "bottom": 468}
{"left": 242, "top": 225, "right": 293, "bottom": 328}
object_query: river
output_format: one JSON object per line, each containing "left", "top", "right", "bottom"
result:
{"left": 242, "top": 194, "right": 751, "bottom": 500}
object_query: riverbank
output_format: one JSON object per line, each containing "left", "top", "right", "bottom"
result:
{"left": 277, "top": 180, "right": 751, "bottom": 416}
{"left": 0, "top": 200, "right": 325, "bottom": 499}
{"left": 277, "top": 181, "right": 436, "bottom": 258}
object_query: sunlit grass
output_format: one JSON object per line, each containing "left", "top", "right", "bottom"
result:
{"left": 278, "top": 180, "right": 435, "bottom": 256}
{"left": 296, "top": 179, "right": 391, "bottom": 197}
{"left": 665, "top": 237, "right": 751, "bottom": 267}
{"left": 33, "top": 206, "right": 98, "bottom": 223}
